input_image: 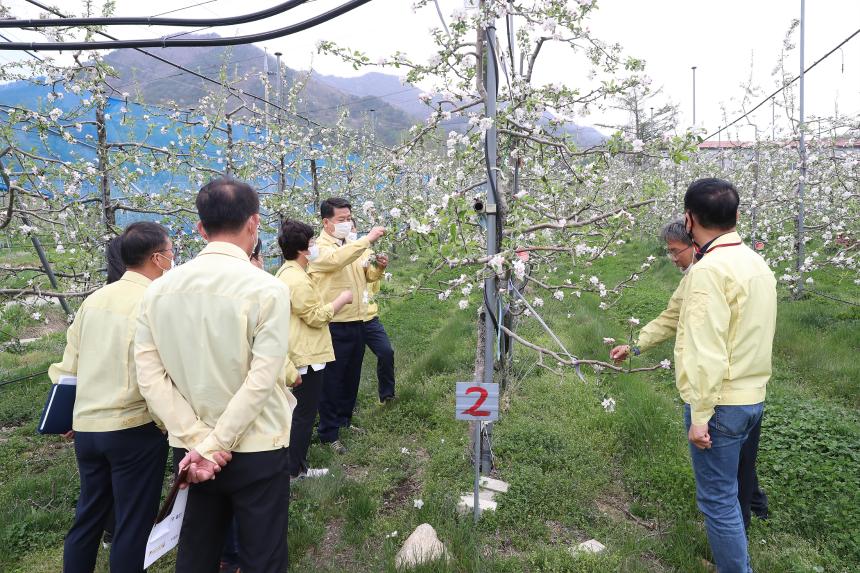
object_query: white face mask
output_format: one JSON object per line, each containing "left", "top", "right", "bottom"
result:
{"left": 307, "top": 244, "right": 320, "bottom": 262}
{"left": 347, "top": 232, "right": 358, "bottom": 242}
{"left": 332, "top": 221, "right": 352, "bottom": 239}
{"left": 154, "top": 253, "right": 174, "bottom": 274}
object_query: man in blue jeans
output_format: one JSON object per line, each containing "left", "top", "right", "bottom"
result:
{"left": 676, "top": 178, "right": 777, "bottom": 572}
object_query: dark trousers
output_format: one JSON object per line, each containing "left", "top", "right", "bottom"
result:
{"left": 289, "top": 367, "right": 325, "bottom": 476}
{"left": 738, "top": 415, "right": 769, "bottom": 529}
{"left": 174, "top": 447, "right": 290, "bottom": 573}
{"left": 318, "top": 322, "right": 365, "bottom": 443}
{"left": 63, "top": 422, "right": 168, "bottom": 573}
{"left": 363, "top": 317, "right": 396, "bottom": 401}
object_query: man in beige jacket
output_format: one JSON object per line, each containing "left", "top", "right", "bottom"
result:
{"left": 309, "top": 197, "right": 385, "bottom": 453}
{"left": 135, "top": 178, "right": 294, "bottom": 572}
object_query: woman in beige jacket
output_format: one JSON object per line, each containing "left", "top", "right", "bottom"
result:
{"left": 275, "top": 220, "right": 352, "bottom": 479}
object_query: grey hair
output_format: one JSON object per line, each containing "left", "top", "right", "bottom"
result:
{"left": 660, "top": 219, "right": 692, "bottom": 245}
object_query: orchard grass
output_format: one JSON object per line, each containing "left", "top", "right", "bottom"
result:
{"left": 0, "top": 243, "right": 857, "bottom": 572}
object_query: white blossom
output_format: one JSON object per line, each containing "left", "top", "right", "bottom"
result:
{"left": 512, "top": 259, "right": 526, "bottom": 280}
{"left": 413, "top": 499, "right": 424, "bottom": 509}
{"left": 488, "top": 254, "right": 505, "bottom": 275}
{"left": 660, "top": 359, "right": 671, "bottom": 369}
{"left": 458, "top": 299, "right": 469, "bottom": 310}
{"left": 601, "top": 397, "right": 616, "bottom": 413}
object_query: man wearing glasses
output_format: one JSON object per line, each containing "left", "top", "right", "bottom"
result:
{"left": 610, "top": 219, "right": 694, "bottom": 362}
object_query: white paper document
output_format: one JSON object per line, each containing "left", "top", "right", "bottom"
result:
{"left": 143, "top": 487, "right": 188, "bottom": 568}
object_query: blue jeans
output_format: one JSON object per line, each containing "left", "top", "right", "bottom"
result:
{"left": 684, "top": 403, "right": 763, "bottom": 573}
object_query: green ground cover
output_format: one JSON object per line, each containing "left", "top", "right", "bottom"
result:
{"left": 0, "top": 241, "right": 857, "bottom": 572}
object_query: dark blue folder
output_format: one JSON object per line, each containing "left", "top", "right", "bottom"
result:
{"left": 37, "top": 377, "right": 76, "bottom": 435}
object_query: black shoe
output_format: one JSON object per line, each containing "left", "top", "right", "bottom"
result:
{"left": 329, "top": 440, "right": 348, "bottom": 455}
{"left": 751, "top": 489, "right": 769, "bottom": 520}
{"left": 380, "top": 395, "right": 395, "bottom": 405}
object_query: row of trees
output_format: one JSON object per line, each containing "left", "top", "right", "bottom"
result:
{"left": 1, "top": 0, "right": 857, "bottom": 378}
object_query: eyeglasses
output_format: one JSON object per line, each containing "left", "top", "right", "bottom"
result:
{"left": 666, "top": 245, "right": 693, "bottom": 259}
{"left": 154, "top": 247, "right": 177, "bottom": 259}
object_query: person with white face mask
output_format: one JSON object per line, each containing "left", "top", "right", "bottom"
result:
{"left": 309, "top": 198, "right": 385, "bottom": 454}
{"left": 274, "top": 219, "right": 352, "bottom": 479}
{"left": 51, "top": 222, "right": 172, "bottom": 573}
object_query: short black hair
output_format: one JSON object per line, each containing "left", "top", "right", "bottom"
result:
{"left": 684, "top": 178, "right": 739, "bottom": 230}
{"left": 106, "top": 236, "right": 126, "bottom": 284}
{"left": 278, "top": 219, "right": 315, "bottom": 261}
{"left": 320, "top": 197, "right": 351, "bottom": 219}
{"left": 196, "top": 178, "right": 260, "bottom": 234}
{"left": 120, "top": 222, "right": 169, "bottom": 267}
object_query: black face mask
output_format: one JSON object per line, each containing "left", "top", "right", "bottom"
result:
{"left": 685, "top": 213, "right": 704, "bottom": 260}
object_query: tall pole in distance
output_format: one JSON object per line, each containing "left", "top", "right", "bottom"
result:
{"left": 263, "top": 48, "right": 270, "bottom": 120}
{"left": 772, "top": 98, "right": 776, "bottom": 140}
{"left": 796, "top": 0, "right": 807, "bottom": 297}
{"left": 691, "top": 66, "right": 697, "bottom": 126}
{"left": 275, "top": 51, "right": 286, "bottom": 266}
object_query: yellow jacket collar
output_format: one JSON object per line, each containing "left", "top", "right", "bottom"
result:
{"left": 276, "top": 259, "right": 306, "bottom": 277}
{"left": 317, "top": 230, "right": 342, "bottom": 247}
{"left": 199, "top": 241, "right": 251, "bottom": 261}
{"left": 711, "top": 231, "right": 742, "bottom": 247}
{"left": 120, "top": 270, "right": 152, "bottom": 287}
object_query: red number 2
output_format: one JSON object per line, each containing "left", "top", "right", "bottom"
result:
{"left": 463, "top": 386, "right": 490, "bottom": 417}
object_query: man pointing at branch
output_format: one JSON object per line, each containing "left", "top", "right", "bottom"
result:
{"left": 309, "top": 197, "right": 385, "bottom": 453}
{"left": 676, "top": 178, "right": 776, "bottom": 573}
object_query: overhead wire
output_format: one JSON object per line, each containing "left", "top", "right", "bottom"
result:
{"left": 15, "top": 0, "right": 394, "bottom": 152}
{"left": 150, "top": 1, "right": 220, "bottom": 19}
{"left": 704, "top": 26, "right": 860, "bottom": 141}
{"left": 0, "top": 1, "right": 311, "bottom": 29}
{"left": 0, "top": 0, "right": 374, "bottom": 51}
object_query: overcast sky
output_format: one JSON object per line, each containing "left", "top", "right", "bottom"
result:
{"left": 2, "top": 0, "right": 858, "bottom": 140}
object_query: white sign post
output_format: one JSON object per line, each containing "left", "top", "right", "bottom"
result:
{"left": 456, "top": 382, "right": 499, "bottom": 522}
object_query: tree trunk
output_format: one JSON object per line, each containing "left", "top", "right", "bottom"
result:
{"left": 310, "top": 159, "right": 319, "bottom": 211}
{"left": 96, "top": 101, "right": 113, "bottom": 227}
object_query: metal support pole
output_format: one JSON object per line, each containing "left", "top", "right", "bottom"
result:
{"left": 691, "top": 66, "right": 697, "bottom": 126}
{"left": 275, "top": 52, "right": 283, "bottom": 109}
{"left": 263, "top": 48, "right": 270, "bottom": 119}
{"left": 275, "top": 51, "right": 285, "bottom": 266}
{"left": 473, "top": 421, "right": 481, "bottom": 522}
{"left": 796, "top": 0, "right": 807, "bottom": 297}
{"left": 772, "top": 98, "right": 776, "bottom": 140}
{"left": 15, "top": 203, "right": 71, "bottom": 315}
{"left": 3, "top": 158, "right": 71, "bottom": 315}
{"left": 481, "top": 20, "right": 499, "bottom": 476}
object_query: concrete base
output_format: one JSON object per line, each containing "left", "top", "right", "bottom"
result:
{"left": 457, "top": 495, "right": 498, "bottom": 515}
{"left": 479, "top": 476, "right": 510, "bottom": 493}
